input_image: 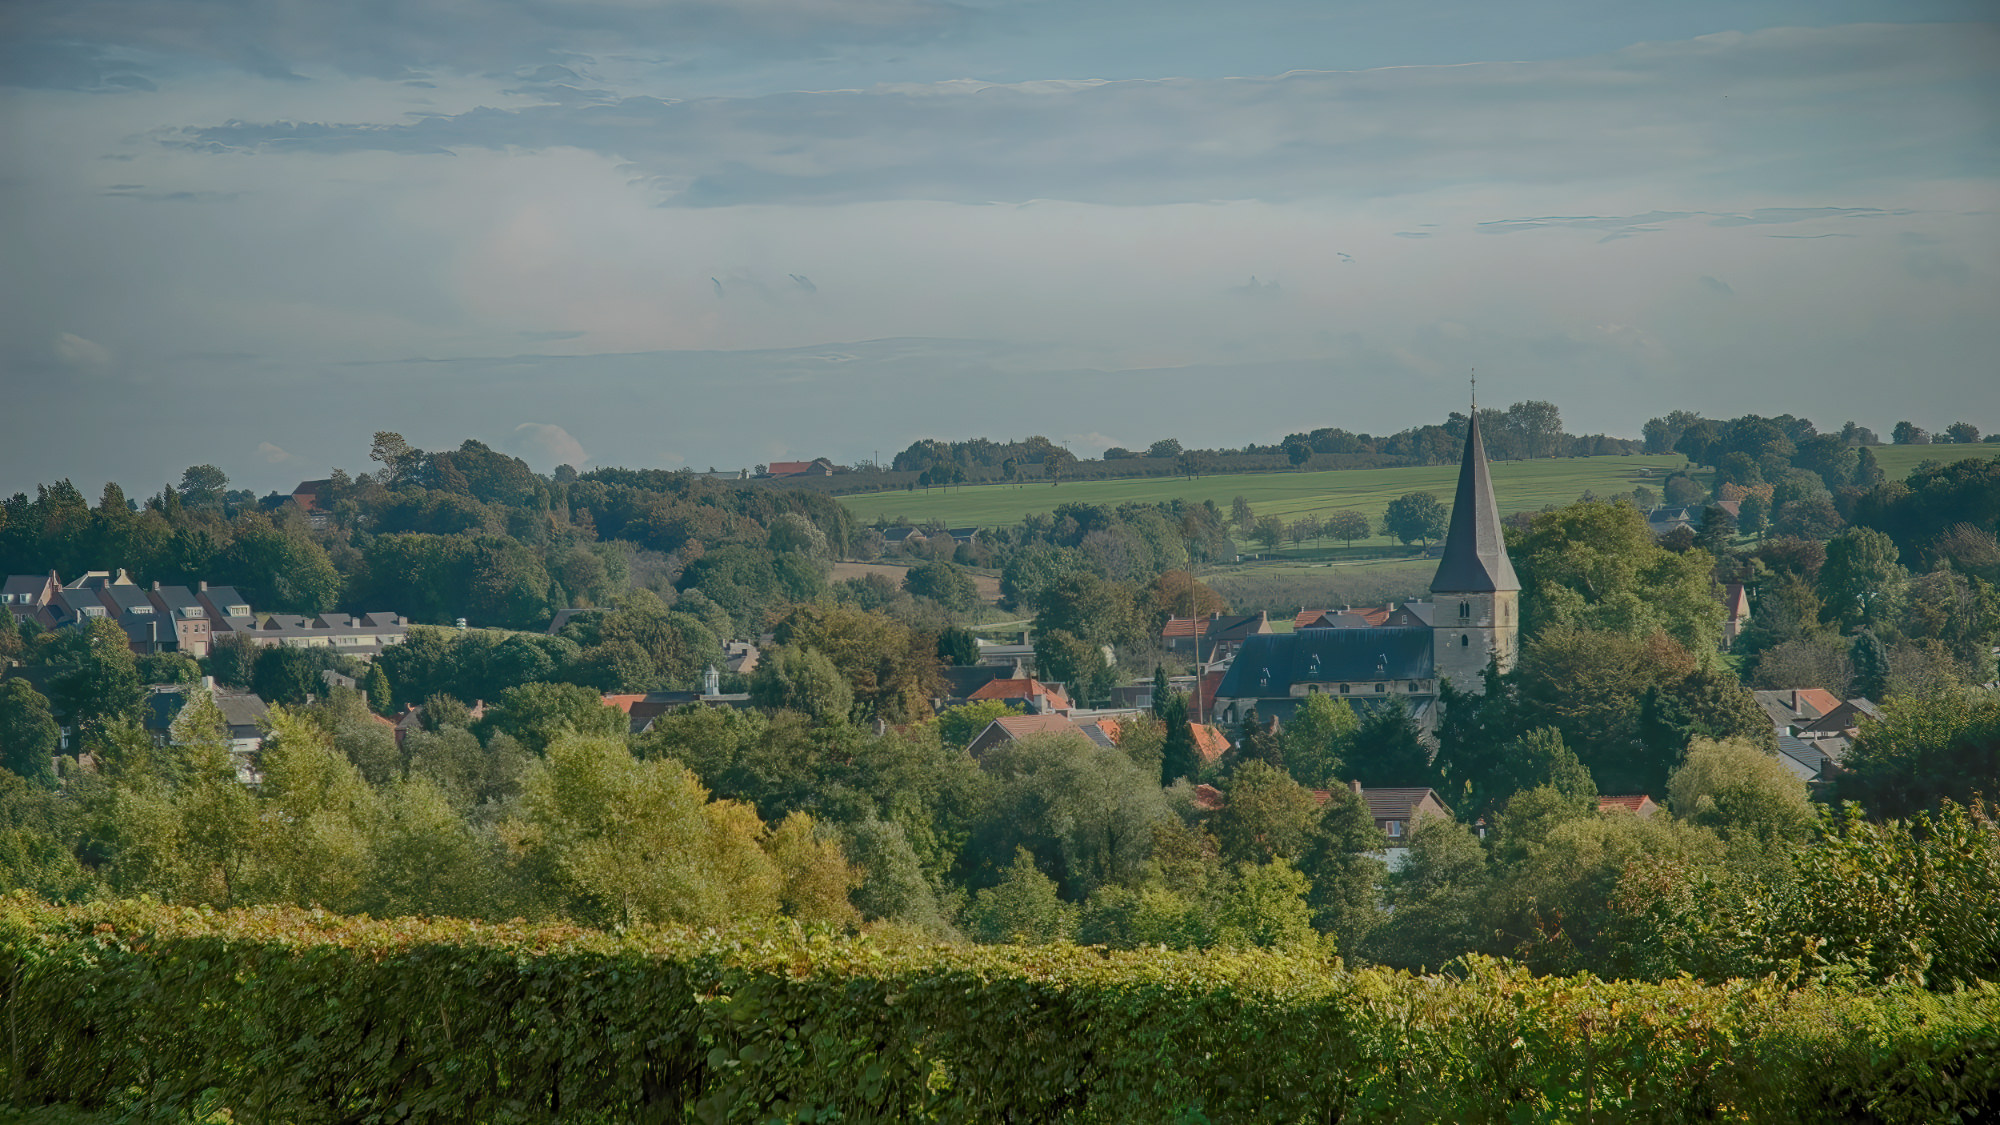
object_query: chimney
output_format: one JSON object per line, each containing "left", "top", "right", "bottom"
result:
{"left": 152, "top": 580, "right": 161, "bottom": 591}
{"left": 198, "top": 581, "right": 208, "bottom": 592}
{"left": 1350, "top": 779, "right": 1362, "bottom": 795}
{"left": 115, "top": 568, "right": 128, "bottom": 583}
{"left": 1019, "top": 629, "right": 1030, "bottom": 646}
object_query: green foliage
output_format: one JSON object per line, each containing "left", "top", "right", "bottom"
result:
{"left": 48, "top": 617, "right": 144, "bottom": 737}
{"left": 969, "top": 847, "right": 1076, "bottom": 944}
{"left": 1281, "top": 690, "right": 1356, "bottom": 788}
{"left": 748, "top": 645, "right": 854, "bottom": 725}
{"left": 1158, "top": 691, "right": 1199, "bottom": 786}
{"left": 935, "top": 698, "right": 1020, "bottom": 751}
{"left": 489, "top": 681, "right": 628, "bottom": 753}
{"left": 903, "top": 559, "right": 979, "bottom": 613}
{"left": 1346, "top": 700, "right": 1434, "bottom": 788}
{"left": 0, "top": 679, "right": 60, "bottom": 787}
{"left": 1667, "top": 736, "right": 1814, "bottom": 847}
{"left": 1381, "top": 490, "right": 1447, "bottom": 545}
{"left": 1514, "top": 501, "right": 1725, "bottom": 655}
{"left": 5, "top": 898, "right": 1997, "bottom": 1124}
{"left": 1836, "top": 690, "right": 2000, "bottom": 819}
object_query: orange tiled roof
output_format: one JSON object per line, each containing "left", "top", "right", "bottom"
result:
{"left": 1599, "top": 795, "right": 1657, "bottom": 815}
{"left": 600, "top": 693, "right": 646, "bottom": 714}
{"left": 968, "top": 677, "right": 1073, "bottom": 711}
{"left": 1793, "top": 688, "right": 1842, "bottom": 719}
{"left": 1190, "top": 723, "right": 1231, "bottom": 761}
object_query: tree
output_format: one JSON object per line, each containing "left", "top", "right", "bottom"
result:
{"left": 1890, "top": 421, "right": 1928, "bottom": 445}
{"left": 1851, "top": 630, "right": 1891, "bottom": 701}
{"left": 50, "top": 617, "right": 145, "bottom": 737}
{"left": 1033, "top": 628, "right": 1115, "bottom": 707}
{"left": 1737, "top": 493, "right": 1769, "bottom": 539}
{"left": 1251, "top": 515, "right": 1286, "bottom": 551}
{"left": 1381, "top": 492, "right": 1448, "bottom": 546}
{"left": 1150, "top": 665, "right": 1171, "bottom": 719}
{"left": 1159, "top": 692, "right": 1200, "bottom": 786}
{"left": 178, "top": 464, "right": 228, "bottom": 508}
{"left": 370, "top": 431, "right": 423, "bottom": 485}
{"left": 1212, "top": 760, "right": 1321, "bottom": 865}
{"left": 1367, "top": 817, "right": 1491, "bottom": 970}
{"left": 748, "top": 645, "right": 853, "bottom": 725}
{"left": 936, "top": 625, "right": 979, "bottom": 666}
{"left": 1282, "top": 434, "right": 1313, "bottom": 469}
{"left": 1148, "top": 438, "right": 1183, "bottom": 459}
{"left": 1835, "top": 691, "right": 2000, "bottom": 820}
{"left": 1043, "top": 448, "right": 1077, "bottom": 484}
{"left": 1695, "top": 504, "right": 1736, "bottom": 554}
{"left": 506, "top": 735, "right": 781, "bottom": 927}
{"left": 904, "top": 560, "right": 978, "bottom": 613}
{"left": 936, "top": 699, "right": 1021, "bottom": 750}
{"left": 0, "top": 680, "right": 60, "bottom": 786}
{"left": 1281, "top": 691, "right": 1356, "bottom": 788}
{"left": 1666, "top": 737, "right": 1813, "bottom": 847}
{"left": 1346, "top": 700, "right": 1433, "bottom": 788}
{"left": 1230, "top": 496, "right": 1254, "bottom": 532}
{"left": 1514, "top": 501, "right": 1725, "bottom": 655}
{"left": 1325, "top": 510, "right": 1372, "bottom": 549}
{"left": 490, "top": 682, "right": 628, "bottom": 753}
{"left": 1175, "top": 451, "right": 1200, "bottom": 479}
{"left": 1945, "top": 421, "right": 1981, "bottom": 445}
{"left": 764, "top": 812, "right": 862, "bottom": 925}
{"left": 1818, "top": 527, "right": 1906, "bottom": 633}
{"left": 969, "top": 848, "right": 1076, "bottom": 944}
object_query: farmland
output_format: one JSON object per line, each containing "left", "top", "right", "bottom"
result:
{"left": 1866, "top": 442, "right": 1998, "bottom": 479}
{"left": 840, "top": 453, "right": 1691, "bottom": 541}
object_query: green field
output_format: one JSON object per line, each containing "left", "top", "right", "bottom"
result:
{"left": 1867, "top": 442, "right": 1998, "bottom": 480}
{"left": 842, "top": 454, "right": 1691, "bottom": 543}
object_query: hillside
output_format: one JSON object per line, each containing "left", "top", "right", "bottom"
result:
{"left": 840, "top": 453, "right": 1690, "bottom": 535}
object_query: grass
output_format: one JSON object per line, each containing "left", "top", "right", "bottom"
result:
{"left": 1206, "top": 557, "right": 1439, "bottom": 617}
{"left": 1868, "top": 443, "right": 1998, "bottom": 480}
{"left": 840, "top": 454, "right": 1691, "bottom": 546}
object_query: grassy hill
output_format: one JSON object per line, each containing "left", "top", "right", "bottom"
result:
{"left": 840, "top": 454, "right": 1691, "bottom": 543}
{"left": 1868, "top": 442, "right": 1998, "bottom": 479}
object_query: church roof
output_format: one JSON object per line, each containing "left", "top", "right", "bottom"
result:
{"left": 1214, "top": 628, "right": 1436, "bottom": 699}
{"left": 1430, "top": 411, "right": 1520, "bottom": 594}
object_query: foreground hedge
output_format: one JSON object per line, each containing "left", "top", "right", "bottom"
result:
{"left": 2, "top": 897, "right": 1996, "bottom": 1123}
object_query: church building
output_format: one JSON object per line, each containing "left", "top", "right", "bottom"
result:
{"left": 1210, "top": 409, "right": 1520, "bottom": 730}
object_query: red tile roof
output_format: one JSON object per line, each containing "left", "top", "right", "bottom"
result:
{"left": 1190, "top": 723, "right": 1231, "bottom": 762}
{"left": 1793, "top": 688, "right": 1842, "bottom": 719}
{"left": 1294, "top": 606, "right": 1392, "bottom": 629}
{"left": 968, "top": 677, "right": 1073, "bottom": 712}
{"left": 1598, "top": 795, "right": 1659, "bottom": 817}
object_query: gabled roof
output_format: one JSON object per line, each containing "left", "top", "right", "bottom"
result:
{"left": 1430, "top": 411, "right": 1520, "bottom": 594}
{"left": 1598, "top": 794, "right": 1659, "bottom": 817}
{"left": 1190, "top": 723, "right": 1231, "bottom": 761}
{"left": 968, "top": 677, "right": 1073, "bottom": 712}
{"left": 2, "top": 573, "right": 58, "bottom": 601}
{"left": 1214, "top": 629, "right": 1435, "bottom": 699}
{"left": 1793, "top": 688, "right": 1843, "bottom": 718}
{"left": 1361, "top": 787, "right": 1448, "bottom": 823}
{"left": 970, "top": 712, "right": 1095, "bottom": 752}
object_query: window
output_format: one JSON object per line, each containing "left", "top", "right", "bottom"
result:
{"left": 1459, "top": 601, "right": 1470, "bottom": 619}
{"left": 1339, "top": 684, "right": 1350, "bottom": 695}
{"left": 1387, "top": 820, "right": 1403, "bottom": 838}
{"left": 1375, "top": 683, "right": 1385, "bottom": 693}
{"left": 1461, "top": 635, "right": 1470, "bottom": 647}
{"left": 1407, "top": 682, "right": 1418, "bottom": 692}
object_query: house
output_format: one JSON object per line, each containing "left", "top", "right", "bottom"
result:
{"left": 1212, "top": 627, "right": 1440, "bottom": 729}
{"left": 1295, "top": 604, "right": 1431, "bottom": 630}
{"left": 1160, "top": 612, "right": 1273, "bottom": 656}
{"left": 967, "top": 676, "right": 1073, "bottom": 715}
{"left": 973, "top": 631, "right": 1035, "bottom": 667}
{"left": 1719, "top": 582, "right": 1750, "bottom": 650}
{"left": 1, "top": 572, "right": 61, "bottom": 629}
{"left": 601, "top": 681, "right": 755, "bottom": 734}
{"left": 880, "top": 526, "right": 926, "bottom": 547}
{"left": 1598, "top": 794, "right": 1660, "bottom": 818}
{"left": 1190, "top": 722, "right": 1232, "bottom": 763}
{"left": 945, "top": 527, "right": 981, "bottom": 545}
{"left": 1646, "top": 506, "right": 1696, "bottom": 537}
{"left": 966, "top": 712, "right": 1099, "bottom": 757}
{"left": 1752, "top": 688, "right": 1847, "bottom": 735}
{"left": 144, "top": 583, "right": 213, "bottom": 657}
{"left": 143, "top": 678, "right": 272, "bottom": 783}
{"left": 723, "top": 640, "right": 761, "bottom": 676}
{"left": 938, "top": 663, "right": 1018, "bottom": 701}
{"left": 766, "top": 458, "right": 836, "bottom": 478}
{"left": 196, "top": 583, "right": 256, "bottom": 637}
{"left": 290, "top": 479, "right": 334, "bottom": 530}
{"left": 1354, "top": 785, "right": 1453, "bottom": 847}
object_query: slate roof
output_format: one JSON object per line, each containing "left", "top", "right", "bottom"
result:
{"left": 1430, "top": 410, "right": 1520, "bottom": 594}
{"left": 1214, "top": 629, "right": 1435, "bottom": 699}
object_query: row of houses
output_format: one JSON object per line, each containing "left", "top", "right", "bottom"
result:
{"left": 3, "top": 569, "right": 409, "bottom": 658}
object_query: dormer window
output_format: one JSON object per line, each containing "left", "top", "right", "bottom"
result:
{"left": 1387, "top": 820, "right": 1403, "bottom": 838}
{"left": 1375, "top": 683, "right": 1386, "bottom": 693}
{"left": 1340, "top": 683, "right": 1350, "bottom": 694}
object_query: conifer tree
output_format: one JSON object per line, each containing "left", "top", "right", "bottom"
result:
{"left": 1159, "top": 692, "right": 1200, "bottom": 786}
{"left": 365, "top": 663, "right": 393, "bottom": 715}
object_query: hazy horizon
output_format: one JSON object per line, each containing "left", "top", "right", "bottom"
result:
{"left": 3, "top": 0, "right": 1997, "bottom": 496}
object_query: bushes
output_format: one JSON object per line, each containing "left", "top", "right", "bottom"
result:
{"left": 4, "top": 895, "right": 1997, "bottom": 1124}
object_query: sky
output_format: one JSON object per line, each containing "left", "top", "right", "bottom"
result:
{"left": 2, "top": 0, "right": 1996, "bottom": 495}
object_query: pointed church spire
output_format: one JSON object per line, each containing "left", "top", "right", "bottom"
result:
{"left": 1430, "top": 408, "right": 1520, "bottom": 593}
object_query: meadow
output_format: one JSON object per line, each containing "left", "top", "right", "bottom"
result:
{"left": 841, "top": 454, "right": 1690, "bottom": 540}
{"left": 1866, "top": 441, "right": 1997, "bottom": 479}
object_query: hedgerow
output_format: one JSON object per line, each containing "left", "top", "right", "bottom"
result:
{"left": 2, "top": 894, "right": 1995, "bottom": 1123}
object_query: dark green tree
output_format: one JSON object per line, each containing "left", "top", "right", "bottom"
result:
{"left": 1381, "top": 492, "right": 1448, "bottom": 546}
{"left": 50, "top": 617, "right": 145, "bottom": 737}
{"left": 0, "top": 679, "right": 60, "bottom": 786}
{"left": 936, "top": 626, "right": 979, "bottom": 667}
{"left": 1347, "top": 701, "right": 1434, "bottom": 788}
{"left": 1851, "top": 630, "right": 1891, "bottom": 702}
{"left": 1150, "top": 665, "right": 1171, "bottom": 720}
{"left": 364, "top": 663, "right": 393, "bottom": 714}
{"left": 1159, "top": 692, "right": 1200, "bottom": 786}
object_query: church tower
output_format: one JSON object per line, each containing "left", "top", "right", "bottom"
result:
{"left": 1430, "top": 407, "right": 1520, "bottom": 692}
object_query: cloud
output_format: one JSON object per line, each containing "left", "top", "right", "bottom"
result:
{"left": 0, "top": 0, "right": 967, "bottom": 86}
{"left": 160, "top": 23, "right": 2000, "bottom": 207}
{"left": 52, "top": 332, "right": 112, "bottom": 372}
{"left": 789, "top": 274, "right": 817, "bottom": 293}
{"left": 506, "top": 422, "right": 588, "bottom": 470}
{"left": 1697, "top": 275, "right": 1735, "bottom": 297}
{"left": 256, "top": 441, "right": 297, "bottom": 464}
